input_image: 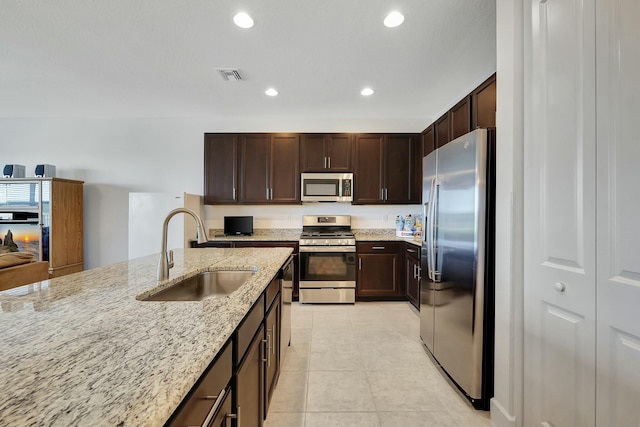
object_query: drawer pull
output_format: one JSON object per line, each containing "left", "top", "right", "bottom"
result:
{"left": 201, "top": 388, "right": 226, "bottom": 427}
{"left": 407, "top": 248, "right": 416, "bottom": 253}
{"left": 372, "top": 246, "right": 385, "bottom": 250}
{"left": 226, "top": 406, "right": 240, "bottom": 427}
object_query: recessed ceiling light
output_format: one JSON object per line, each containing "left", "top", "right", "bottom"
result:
{"left": 265, "top": 88, "right": 279, "bottom": 96}
{"left": 233, "top": 12, "right": 254, "bottom": 28}
{"left": 361, "top": 87, "right": 374, "bottom": 96}
{"left": 384, "top": 11, "right": 404, "bottom": 28}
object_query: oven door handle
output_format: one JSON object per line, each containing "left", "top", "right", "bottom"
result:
{"left": 299, "top": 246, "right": 356, "bottom": 253}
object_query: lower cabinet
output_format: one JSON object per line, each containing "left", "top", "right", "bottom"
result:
{"left": 356, "top": 242, "right": 405, "bottom": 300}
{"left": 168, "top": 342, "right": 234, "bottom": 427}
{"left": 264, "top": 290, "right": 281, "bottom": 417}
{"left": 405, "top": 245, "right": 421, "bottom": 309}
{"left": 167, "top": 272, "right": 284, "bottom": 427}
{"left": 236, "top": 323, "right": 265, "bottom": 427}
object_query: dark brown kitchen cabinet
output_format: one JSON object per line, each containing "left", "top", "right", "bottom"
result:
{"left": 472, "top": 73, "right": 496, "bottom": 129}
{"left": 239, "top": 134, "right": 300, "bottom": 204}
{"left": 168, "top": 341, "right": 233, "bottom": 427}
{"left": 236, "top": 323, "right": 264, "bottom": 427}
{"left": 300, "top": 134, "right": 352, "bottom": 172}
{"left": 422, "top": 125, "right": 435, "bottom": 158}
{"left": 450, "top": 95, "right": 472, "bottom": 140}
{"left": 264, "top": 290, "right": 280, "bottom": 418}
{"left": 204, "top": 134, "right": 239, "bottom": 204}
{"left": 353, "top": 134, "right": 420, "bottom": 204}
{"left": 405, "top": 244, "right": 421, "bottom": 310}
{"left": 356, "top": 242, "right": 405, "bottom": 300}
{"left": 435, "top": 113, "right": 451, "bottom": 148}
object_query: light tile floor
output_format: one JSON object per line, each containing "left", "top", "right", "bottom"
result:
{"left": 264, "top": 301, "right": 491, "bottom": 427}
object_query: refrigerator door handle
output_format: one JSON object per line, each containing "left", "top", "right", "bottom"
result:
{"left": 425, "top": 177, "right": 436, "bottom": 281}
{"left": 429, "top": 179, "right": 441, "bottom": 283}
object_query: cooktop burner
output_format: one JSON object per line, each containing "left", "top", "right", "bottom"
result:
{"left": 300, "top": 215, "right": 355, "bottom": 246}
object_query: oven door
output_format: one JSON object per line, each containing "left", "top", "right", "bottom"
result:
{"left": 299, "top": 246, "right": 356, "bottom": 288}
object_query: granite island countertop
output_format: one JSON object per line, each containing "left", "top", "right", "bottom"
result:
{"left": 0, "top": 247, "right": 292, "bottom": 427}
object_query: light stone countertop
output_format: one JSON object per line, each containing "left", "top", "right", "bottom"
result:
{"left": 205, "top": 228, "right": 421, "bottom": 247}
{"left": 0, "top": 247, "right": 293, "bottom": 427}
{"left": 353, "top": 229, "right": 422, "bottom": 247}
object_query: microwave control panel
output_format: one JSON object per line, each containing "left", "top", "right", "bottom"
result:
{"left": 342, "top": 179, "right": 352, "bottom": 196}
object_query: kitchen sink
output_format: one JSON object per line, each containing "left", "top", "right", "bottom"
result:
{"left": 141, "top": 269, "right": 257, "bottom": 301}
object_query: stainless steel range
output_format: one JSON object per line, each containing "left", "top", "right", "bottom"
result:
{"left": 298, "top": 215, "right": 356, "bottom": 303}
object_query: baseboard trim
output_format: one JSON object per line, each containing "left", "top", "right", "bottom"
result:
{"left": 490, "top": 397, "right": 517, "bottom": 427}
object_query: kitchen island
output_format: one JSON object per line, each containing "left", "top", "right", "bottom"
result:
{"left": 0, "top": 247, "right": 292, "bottom": 427}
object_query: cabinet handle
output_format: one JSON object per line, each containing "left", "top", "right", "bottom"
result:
{"left": 201, "top": 388, "right": 226, "bottom": 427}
{"left": 324, "top": 156, "right": 327, "bottom": 168}
{"left": 266, "top": 188, "right": 270, "bottom": 200}
{"left": 270, "top": 188, "right": 273, "bottom": 200}
{"left": 262, "top": 338, "right": 268, "bottom": 363}
{"left": 267, "top": 327, "right": 272, "bottom": 367}
{"left": 384, "top": 188, "right": 388, "bottom": 200}
{"left": 358, "top": 258, "right": 362, "bottom": 270}
{"left": 417, "top": 266, "right": 421, "bottom": 281}
{"left": 407, "top": 248, "right": 416, "bottom": 253}
{"left": 327, "top": 157, "right": 331, "bottom": 168}
{"left": 413, "top": 264, "right": 417, "bottom": 279}
{"left": 226, "top": 406, "right": 240, "bottom": 427}
{"left": 233, "top": 187, "right": 236, "bottom": 200}
{"left": 381, "top": 188, "right": 384, "bottom": 199}
{"left": 372, "top": 246, "right": 385, "bottom": 250}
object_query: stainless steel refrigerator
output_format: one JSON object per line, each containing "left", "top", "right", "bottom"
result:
{"left": 420, "top": 128, "right": 495, "bottom": 410}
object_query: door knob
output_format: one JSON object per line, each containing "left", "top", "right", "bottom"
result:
{"left": 554, "top": 282, "right": 566, "bottom": 293}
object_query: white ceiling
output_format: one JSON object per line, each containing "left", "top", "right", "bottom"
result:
{"left": 0, "top": 0, "right": 496, "bottom": 129}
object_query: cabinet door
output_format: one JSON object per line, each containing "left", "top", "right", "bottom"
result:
{"left": 435, "top": 113, "right": 451, "bottom": 148}
{"left": 240, "top": 135, "right": 270, "bottom": 203}
{"left": 270, "top": 134, "right": 300, "bottom": 203}
{"left": 264, "top": 294, "right": 280, "bottom": 418}
{"left": 353, "top": 134, "right": 384, "bottom": 204}
{"left": 300, "top": 134, "right": 326, "bottom": 172}
{"left": 450, "top": 95, "right": 472, "bottom": 140}
{"left": 405, "top": 247, "right": 420, "bottom": 309}
{"left": 384, "top": 134, "right": 414, "bottom": 204}
{"left": 357, "top": 243, "right": 404, "bottom": 299}
{"left": 236, "top": 324, "right": 264, "bottom": 427}
{"left": 422, "top": 125, "right": 435, "bottom": 158}
{"left": 325, "top": 134, "right": 352, "bottom": 171}
{"left": 204, "top": 134, "right": 238, "bottom": 204}
{"left": 472, "top": 74, "right": 496, "bottom": 129}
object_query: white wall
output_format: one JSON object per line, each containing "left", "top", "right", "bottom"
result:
{"left": 0, "top": 117, "right": 422, "bottom": 268}
{"left": 491, "top": 1, "right": 524, "bottom": 426}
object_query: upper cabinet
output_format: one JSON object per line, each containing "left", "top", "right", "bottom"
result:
{"left": 422, "top": 125, "right": 435, "bottom": 158}
{"left": 450, "top": 95, "right": 472, "bottom": 140}
{"left": 430, "top": 72, "right": 497, "bottom": 148}
{"left": 205, "top": 133, "right": 300, "bottom": 205}
{"left": 472, "top": 74, "right": 497, "bottom": 128}
{"left": 435, "top": 113, "right": 450, "bottom": 149}
{"left": 300, "top": 134, "right": 352, "bottom": 172}
{"left": 353, "top": 134, "right": 420, "bottom": 205}
{"left": 204, "top": 134, "right": 239, "bottom": 204}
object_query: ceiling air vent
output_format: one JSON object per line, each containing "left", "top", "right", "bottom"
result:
{"left": 216, "top": 68, "right": 243, "bottom": 81}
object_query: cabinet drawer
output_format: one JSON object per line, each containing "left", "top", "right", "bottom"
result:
{"left": 169, "top": 342, "right": 232, "bottom": 427}
{"left": 265, "top": 277, "right": 280, "bottom": 311}
{"left": 405, "top": 245, "right": 421, "bottom": 259}
{"left": 236, "top": 294, "right": 265, "bottom": 366}
{"left": 357, "top": 242, "right": 402, "bottom": 253}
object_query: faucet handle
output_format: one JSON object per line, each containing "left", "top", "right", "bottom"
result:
{"left": 168, "top": 249, "right": 174, "bottom": 269}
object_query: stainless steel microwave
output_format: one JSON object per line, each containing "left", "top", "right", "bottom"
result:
{"left": 301, "top": 173, "right": 353, "bottom": 202}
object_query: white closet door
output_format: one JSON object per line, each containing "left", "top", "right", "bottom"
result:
{"left": 596, "top": 1, "right": 640, "bottom": 426}
{"left": 524, "top": 0, "right": 596, "bottom": 426}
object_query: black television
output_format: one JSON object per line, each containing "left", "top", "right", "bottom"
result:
{"left": 224, "top": 216, "right": 253, "bottom": 236}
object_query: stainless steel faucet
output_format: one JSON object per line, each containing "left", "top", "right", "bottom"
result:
{"left": 157, "top": 208, "right": 209, "bottom": 281}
